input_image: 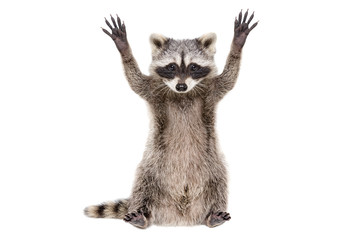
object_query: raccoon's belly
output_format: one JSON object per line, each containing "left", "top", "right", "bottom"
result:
{"left": 153, "top": 155, "right": 209, "bottom": 226}
{"left": 153, "top": 99, "right": 210, "bottom": 225}
{"left": 152, "top": 193, "right": 208, "bottom": 226}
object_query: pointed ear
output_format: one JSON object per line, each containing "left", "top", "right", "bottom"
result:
{"left": 150, "top": 33, "right": 168, "bottom": 54}
{"left": 198, "top": 33, "right": 217, "bottom": 54}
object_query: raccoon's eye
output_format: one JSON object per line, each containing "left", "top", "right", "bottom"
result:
{"left": 190, "top": 64, "right": 200, "bottom": 72}
{"left": 167, "top": 63, "right": 177, "bottom": 71}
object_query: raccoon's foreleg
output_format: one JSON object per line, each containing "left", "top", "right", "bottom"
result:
{"left": 102, "top": 15, "right": 151, "bottom": 100}
{"left": 214, "top": 9, "right": 258, "bottom": 100}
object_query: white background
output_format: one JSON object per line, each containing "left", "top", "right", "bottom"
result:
{"left": 0, "top": 0, "right": 361, "bottom": 239}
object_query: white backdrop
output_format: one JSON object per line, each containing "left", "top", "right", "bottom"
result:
{"left": 0, "top": 0, "right": 361, "bottom": 239}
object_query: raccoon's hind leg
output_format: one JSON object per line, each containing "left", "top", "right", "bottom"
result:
{"left": 124, "top": 168, "right": 162, "bottom": 228}
{"left": 124, "top": 209, "right": 150, "bottom": 229}
{"left": 203, "top": 174, "right": 229, "bottom": 227}
{"left": 205, "top": 211, "right": 231, "bottom": 228}
{"left": 84, "top": 199, "right": 128, "bottom": 219}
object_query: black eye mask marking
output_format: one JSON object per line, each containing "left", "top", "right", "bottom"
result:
{"left": 189, "top": 63, "right": 211, "bottom": 79}
{"left": 156, "top": 62, "right": 211, "bottom": 80}
{"left": 156, "top": 63, "right": 178, "bottom": 79}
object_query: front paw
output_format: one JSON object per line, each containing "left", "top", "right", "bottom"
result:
{"left": 233, "top": 9, "right": 258, "bottom": 50}
{"left": 102, "top": 14, "right": 129, "bottom": 54}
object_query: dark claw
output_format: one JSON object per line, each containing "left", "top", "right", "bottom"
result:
{"left": 105, "top": 18, "right": 113, "bottom": 31}
{"left": 247, "top": 12, "right": 255, "bottom": 25}
{"left": 238, "top": 9, "right": 242, "bottom": 25}
{"left": 220, "top": 212, "right": 230, "bottom": 220}
{"left": 116, "top": 14, "right": 122, "bottom": 29}
{"left": 124, "top": 214, "right": 131, "bottom": 221}
{"left": 101, "top": 27, "right": 110, "bottom": 36}
{"left": 101, "top": 28, "right": 115, "bottom": 40}
{"left": 224, "top": 215, "right": 231, "bottom": 220}
{"left": 242, "top": 9, "right": 248, "bottom": 23}
{"left": 121, "top": 23, "right": 126, "bottom": 33}
{"left": 250, "top": 21, "right": 258, "bottom": 30}
{"left": 110, "top": 14, "right": 117, "bottom": 28}
{"left": 246, "top": 21, "right": 258, "bottom": 34}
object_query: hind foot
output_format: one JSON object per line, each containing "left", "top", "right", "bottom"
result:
{"left": 124, "top": 210, "right": 149, "bottom": 229}
{"left": 205, "top": 211, "right": 231, "bottom": 228}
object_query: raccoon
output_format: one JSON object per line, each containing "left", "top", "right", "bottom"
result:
{"left": 84, "top": 10, "right": 258, "bottom": 228}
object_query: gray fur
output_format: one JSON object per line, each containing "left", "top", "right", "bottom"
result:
{"left": 85, "top": 17, "right": 251, "bottom": 228}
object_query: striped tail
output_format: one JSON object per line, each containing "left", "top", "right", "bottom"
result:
{"left": 84, "top": 199, "right": 129, "bottom": 219}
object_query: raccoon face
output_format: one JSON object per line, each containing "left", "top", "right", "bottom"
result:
{"left": 149, "top": 33, "right": 218, "bottom": 93}
{"left": 155, "top": 57, "right": 211, "bottom": 93}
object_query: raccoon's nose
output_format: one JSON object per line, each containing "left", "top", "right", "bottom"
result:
{"left": 176, "top": 83, "right": 188, "bottom": 92}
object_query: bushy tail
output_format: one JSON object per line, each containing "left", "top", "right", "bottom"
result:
{"left": 84, "top": 199, "right": 129, "bottom": 219}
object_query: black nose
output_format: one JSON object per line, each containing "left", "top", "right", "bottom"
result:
{"left": 176, "top": 83, "right": 188, "bottom": 92}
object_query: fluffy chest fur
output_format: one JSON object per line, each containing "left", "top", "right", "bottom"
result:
{"left": 162, "top": 97, "right": 209, "bottom": 186}
{"left": 160, "top": 98, "right": 209, "bottom": 213}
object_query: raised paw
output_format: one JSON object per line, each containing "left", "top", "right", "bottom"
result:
{"left": 206, "top": 211, "right": 231, "bottom": 228}
{"left": 102, "top": 14, "right": 129, "bottom": 54}
{"left": 124, "top": 211, "right": 149, "bottom": 229}
{"left": 233, "top": 9, "right": 258, "bottom": 50}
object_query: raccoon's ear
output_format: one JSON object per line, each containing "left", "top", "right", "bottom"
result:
{"left": 198, "top": 33, "right": 217, "bottom": 54}
{"left": 150, "top": 33, "right": 168, "bottom": 53}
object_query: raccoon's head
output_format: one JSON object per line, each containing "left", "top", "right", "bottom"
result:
{"left": 149, "top": 33, "right": 218, "bottom": 93}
